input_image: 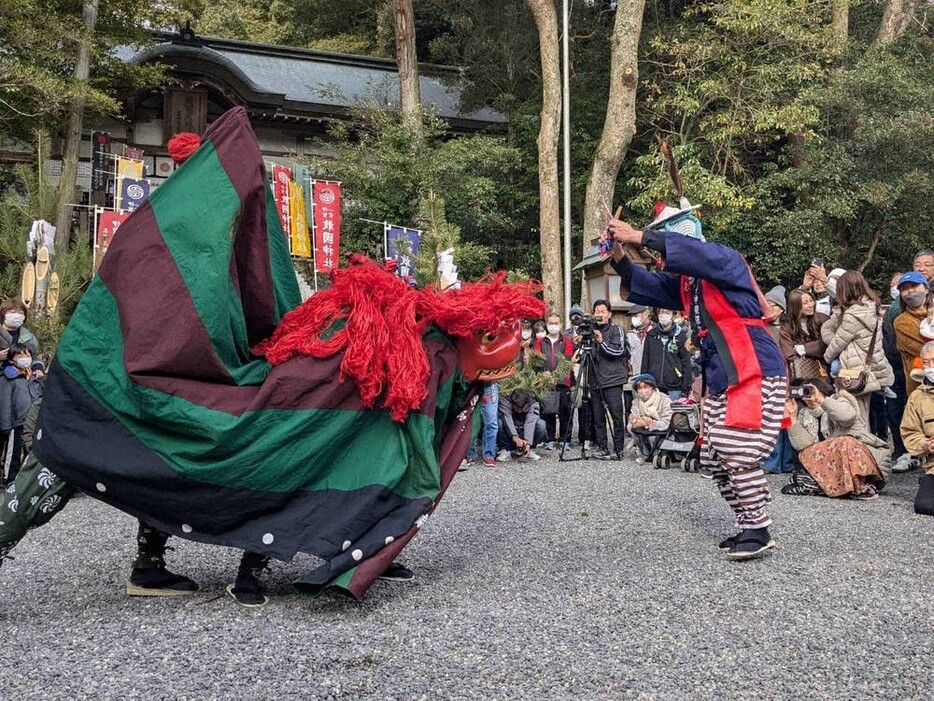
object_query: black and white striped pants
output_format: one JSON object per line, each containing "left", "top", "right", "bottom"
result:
{"left": 699, "top": 376, "right": 786, "bottom": 529}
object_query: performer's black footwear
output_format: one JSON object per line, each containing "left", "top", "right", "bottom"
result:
{"left": 127, "top": 565, "right": 199, "bottom": 596}
{"left": 128, "top": 521, "right": 198, "bottom": 595}
{"left": 726, "top": 528, "right": 775, "bottom": 560}
{"left": 379, "top": 562, "right": 415, "bottom": 582}
{"left": 227, "top": 552, "right": 270, "bottom": 608}
{"left": 718, "top": 532, "right": 777, "bottom": 551}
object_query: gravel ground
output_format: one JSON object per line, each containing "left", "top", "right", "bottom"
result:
{"left": 2, "top": 452, "right": 932, "bottom": 700}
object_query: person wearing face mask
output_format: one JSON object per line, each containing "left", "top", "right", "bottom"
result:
{"left": 609, "top": 203, "right": 786, "bottom": 560}
{"left": 0, "top": 344, "right": 41, "bottom": 484}
{"left": 640, "top": 308, "right": 693, "bottom": 400}
{"left": 900, "top": 341, "right": 934, "bottom": 514}
{"left": 0, "top": 299, "right": 44, "bottom": 380}
{"left": 534, "top": 313, "right": 574, "bottom": 449}
{"left": 882, "top": 271, "right": 912, "bottom": 471}
{"left": 626, "top": 305, "right": 651, "bottom": 379}
{"left": 627, "top": 374, "right": 673, "bottom": 464}
{"left": 763, "top": 286, "right": 786, "bottom": 344}
{"left": 893, "top": 271, "right": 931, "bottom": 396}
{"left": 517, "top": 319, "right": 534, "bottom": 369}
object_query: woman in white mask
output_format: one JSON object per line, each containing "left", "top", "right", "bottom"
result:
{"left": 0, "top": 299, "right": 42, "bottom": 377}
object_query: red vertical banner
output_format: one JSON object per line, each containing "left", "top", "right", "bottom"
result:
{"left": 271, "top": 164, "right": 292, "bottom": 244}
{"left": 312, "top": 181, "right": 342, "bottom": 273}
{"left": 95, "top": 210, "right": 131, "bottom": 271}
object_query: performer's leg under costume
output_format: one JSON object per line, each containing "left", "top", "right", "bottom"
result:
{"left": 699, "top": 376, "right": 785, "bottom": 529}
{"left": 1, "top": 453, "right": 196, "bottom": 595}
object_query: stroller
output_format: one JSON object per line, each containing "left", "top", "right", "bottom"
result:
{"left": 633, "top": 400, "right": 702, "bottom": 471}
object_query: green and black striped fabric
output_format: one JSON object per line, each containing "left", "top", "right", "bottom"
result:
{"left": 34, "top": 108, "right": 477, "bottom": 598}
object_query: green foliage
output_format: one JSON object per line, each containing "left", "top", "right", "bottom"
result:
{"left": 307, "top": 103, "right": 537, "bottom": 278}
{"left": 0, "top": 161, "right": 92, "bottom": 358}
{"left": 498, "top": 351, "right": 573, "bottom": 404}
{"left": 0, "top": 0, "right": 200, "bottom": 140}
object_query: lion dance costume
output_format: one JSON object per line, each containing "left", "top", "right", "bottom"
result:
{"left": 0, "top": 107, "right": 545, "bottom": 599}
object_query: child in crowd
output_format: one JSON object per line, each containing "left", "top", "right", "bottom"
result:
{"left": 1, "top": 344, "right": 42, "bottom": 484}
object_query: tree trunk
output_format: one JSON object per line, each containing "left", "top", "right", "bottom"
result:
{"left": 392, "top": 0, "right": 422, "bottom": 140}
{"left": 54, "top": 0, "right": 99, "bottom": 254}
{"left": 831, "top": 0, "right": 849, "bottom": 51}
{"left": 525, "top": 0, "right": 563, "bottom": 313}
{"left": 874, "top": 0, "right": 920, "bottom": 47}
{"left": 581, "top": 0, "right": 647, "bottom": 275}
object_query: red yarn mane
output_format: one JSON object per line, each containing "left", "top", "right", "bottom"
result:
{"left": 254, "top": 255, "right": 547, "bottom": 421}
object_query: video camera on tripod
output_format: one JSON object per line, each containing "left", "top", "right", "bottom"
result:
{"left": 574, "top": 314, "right": 600, "bottom": 345}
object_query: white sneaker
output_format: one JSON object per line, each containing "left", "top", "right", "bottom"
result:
{"left": 496, "top": 449, "right": 512, "bottom": 463}
{"left": 524, "top": 451, "right": 542, "bottom": 461}
{"left": 891, "top": 453, "right": 913, "bottom": 473}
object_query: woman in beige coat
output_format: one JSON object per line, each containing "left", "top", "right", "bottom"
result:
{"left": 822, "top": 271, "right": 894, "bottom": 425}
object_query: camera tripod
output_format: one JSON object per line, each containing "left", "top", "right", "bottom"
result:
{"left": 558, "top": 337, "right": 613, "bottom": 462}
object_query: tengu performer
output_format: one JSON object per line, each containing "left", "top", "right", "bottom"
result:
{"left": 609, "top": 203, "right": 786, "bottom": 559}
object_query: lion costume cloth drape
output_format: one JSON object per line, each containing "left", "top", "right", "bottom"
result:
{"left": 29, "top": 107, "right": 542, "bottom": 599}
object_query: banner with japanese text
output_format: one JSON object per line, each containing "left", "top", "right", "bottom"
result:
{"left": 311, "top": 181, "right": 341, "bottom": 273}
{"left": 94, "top": 210, "right": 131, "bottom": 271}
{"left": 271, "top": 164, "right": 292, "bottom": 237}
{"left": 385, "top": 225, "right": 421, "bottom": 281}
{"left": 119, "top": 178, "right": 150, "bottom": 212}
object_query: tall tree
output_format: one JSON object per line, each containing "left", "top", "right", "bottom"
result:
{"left": 524, "top": 0, "right": 563, "bottom": 312}
{"left": 581, "top": 0, "right": 647, "bottom": 255}
{"left": 54, "top": 0, "right": 99, "bottom": 253}
{"left": 392, "top": 0, "right": 422, "bottom": 139}
{"left": 874, "top": 0, "right": 922, "bottom": 47}
{"left": 832, "top": 0, "right": 849, "bottom": 49}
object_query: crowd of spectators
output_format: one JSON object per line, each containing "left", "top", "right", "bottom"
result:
{"left": 461, "top": 249, "right": 934, "bottom": 514}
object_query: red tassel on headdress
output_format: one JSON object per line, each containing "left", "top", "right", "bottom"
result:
{"left": 254, "top": 256, "right": 547, "bottom": 422}
{"left": 167, "top": 133, "right": 202, "bottom": 165}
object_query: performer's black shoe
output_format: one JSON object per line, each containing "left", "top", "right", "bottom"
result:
{"left": 726, "top": 528, "right": 775, "bottom": 560}
{"left": 227, "top": 552, "right": 270, "bottom": 608}
{"left": 127, "top": 565, "right": 199, "bottom": 596}
{"left": 379, "top": 562, "right": 415, "bottom": 582}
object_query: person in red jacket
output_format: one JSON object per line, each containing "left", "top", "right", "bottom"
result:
{"left": 534, "top": 312, "right": 575, "bottom": 449}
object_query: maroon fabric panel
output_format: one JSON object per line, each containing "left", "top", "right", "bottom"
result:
{"left": 98, "top": 205, "right": 234, "bottom": 385}
{"left": 128, "top": 337, "right": 457, "bottom": 418}
{"left": 206, "top": 107, "right": 278, "bottom": 346}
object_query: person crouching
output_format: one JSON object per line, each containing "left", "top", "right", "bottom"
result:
{"left": 627, "top": 374, "right": 673, "bottom": 464}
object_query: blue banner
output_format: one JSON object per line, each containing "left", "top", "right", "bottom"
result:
{"left": 385, "top": 225, "right": 421, "bottom": 279}
{"left": 119, "top": 178, "right": 150, "bottom": 212}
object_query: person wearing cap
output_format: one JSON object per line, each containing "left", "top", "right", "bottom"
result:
{"left": 628, "top": 374, "right": 674, "bottom": 464}
{"left": 764, "top": 282, "right": 786, "bottom": 325}
{"left": 894, "top": 270, "right": 932, "bottom": 396}
{"left": 608, "top": 200, "right": 786, "bottom": 560}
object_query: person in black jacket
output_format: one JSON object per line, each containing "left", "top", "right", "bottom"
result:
{"left": 587, "top": 299, "right": 629, "bottom": 459}
{"left": 641, "top": 308, "right": 693, "bottom": 399}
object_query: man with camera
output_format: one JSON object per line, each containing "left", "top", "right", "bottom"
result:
{"left": 607, "top": 202, "right": 786, "bottom": 560}
{"left": 580, "top": 299, "right": 629, "bottom": 460}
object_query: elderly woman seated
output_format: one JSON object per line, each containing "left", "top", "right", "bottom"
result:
{"left": 782, "top": 379, "right": 891, "bottom": 499}
{"left": 627, "top": 373, "right": 673, "bottom": 464}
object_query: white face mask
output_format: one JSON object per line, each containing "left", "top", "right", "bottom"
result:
{"left": 891, "top": 287, "right": 900, "bottom": 301}
{"left": 546, "top": 324, "right": 561, "bottom": 335}
{"left": 521, "top": 330, "right": 532, "bottom": 341}
{"left": 631, "top": 316, "right": 644, "bottom": 329}
{"left": 535, "top": 331, "right": 546, "bottom": 339}
{"left": 925, "top": 367, "right": 934, "bottom": 384}
{"left": 658, "top": 313, "right": 673, "bottom": 327}
{"left": 4, "top": 313, "right": 25, "bottom": 329}
{"left": 14, "top": 357, "right": 31, "bottom": 369}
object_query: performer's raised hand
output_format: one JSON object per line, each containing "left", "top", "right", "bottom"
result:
{"left": 607, "top": 218, "right": 642, "bottom": 245}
